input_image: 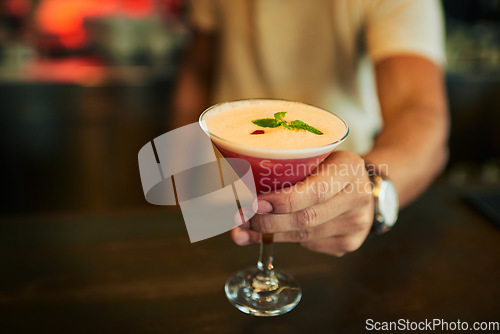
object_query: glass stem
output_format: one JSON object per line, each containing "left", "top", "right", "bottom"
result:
{"left": 255, "top": 233, "right": 277, "bottom": 286}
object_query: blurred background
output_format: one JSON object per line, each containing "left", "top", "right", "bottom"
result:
{"left": 0, "top": 0, "right": 499, "bottom": 216}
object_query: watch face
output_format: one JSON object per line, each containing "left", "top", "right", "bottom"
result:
{"left": 378, "top": 181, "right": 398, "bottom": 227}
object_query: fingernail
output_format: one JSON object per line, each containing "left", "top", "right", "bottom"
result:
{"left": 234, "top": 229, "right": 250, "bottom": 245}
{"left": 252, "top": 198, "right": 273, "bottom": 213}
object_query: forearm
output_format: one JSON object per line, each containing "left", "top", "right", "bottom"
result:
{"left": 170, "top": 65, "right": 211, "bottom": 129}
{"left": 169, "top": 31, "right": 215, "bottom": 129}
{"left": 364, "top": 56, "right": 449, "bottom": 207}
{"left": 363, "top": 103, "right": 449, "bottom": 207}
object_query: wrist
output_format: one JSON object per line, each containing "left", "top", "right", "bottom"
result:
{"left": 365, "top": 160, "right": 399, "bottom": 235}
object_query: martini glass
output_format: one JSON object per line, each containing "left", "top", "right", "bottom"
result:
{"left": 199, "top": 99, "right": 348, "bottom": 316}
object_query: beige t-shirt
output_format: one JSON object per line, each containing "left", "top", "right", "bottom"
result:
{"left": 188, "top": 0, "right": 445, "bottom": 154}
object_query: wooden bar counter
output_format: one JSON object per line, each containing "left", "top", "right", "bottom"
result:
{"left": 1, "top": 182, "right": 500, "bottom": 333}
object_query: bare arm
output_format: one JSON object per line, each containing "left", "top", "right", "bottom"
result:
{"left": 364, "top": 55, "right": 449, "bottom": 207}
{"left": 169, "top": 30, "right": 215, "bottom": 129}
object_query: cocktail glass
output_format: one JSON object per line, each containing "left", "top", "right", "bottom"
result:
{"left": 199, "top": 99, "right": 348, "bottom": 316}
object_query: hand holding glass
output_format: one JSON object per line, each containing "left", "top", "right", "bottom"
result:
{"left": 200, "top": 99, "right": 348, "bottom": 316}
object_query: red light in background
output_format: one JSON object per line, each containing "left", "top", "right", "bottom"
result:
{"left": 5, "top": 0, "right": 31, "bottom": 16}
{"left": 36, "top": 0, "right": 154, "bottom": 49}
{"left": 123, "top": 0, "right": 154, "bottom": 18}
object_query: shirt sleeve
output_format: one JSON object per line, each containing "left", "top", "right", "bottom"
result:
{"left": 365, "top": 0, "right": 445, "bottom": 66}
{"left": 187, "top": 0, "right": 218, "bottom": 32}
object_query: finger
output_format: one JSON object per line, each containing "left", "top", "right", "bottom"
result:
{"left": 250, "top": 178, "right": 373, "bottom": 234}
{"left": 231, "top": 226, "right": 260, "bottom": 246}
{"left": 256, "top": 151, "right": 365, "bottom": 214}
{"left": 271, "top": 208, "right": 372, "bottom": 243}
{"left": 250, "top": 189, "right": 349, "bottom": 233}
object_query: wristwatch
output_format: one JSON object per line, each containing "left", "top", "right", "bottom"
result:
{"left": 367, "top": 167, "right": 399, "bottom": 235}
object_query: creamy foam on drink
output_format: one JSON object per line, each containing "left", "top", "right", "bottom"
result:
{"left": 201, "top": 99, "right": 348, "bottom": 159}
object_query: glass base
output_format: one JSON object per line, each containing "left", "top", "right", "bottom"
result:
{"left": 224, "top": 267, "right": 302, "bottom": 317}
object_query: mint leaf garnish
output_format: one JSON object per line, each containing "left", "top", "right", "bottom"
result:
{"left": 274, "top": 112, "right": 287, "bottom": 123}
{"left": 252, "top": 118, "right": 280, "bottom": 128}
{"left": 289, "top": 120, "right": 323, "bottom": 135}
{"left": 252, "top": 111, "right": 323, "bottom": 135}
